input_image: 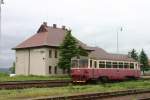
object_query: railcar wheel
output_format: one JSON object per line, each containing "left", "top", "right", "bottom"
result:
{"left": 99, "top": 77, "right": 109, "bottom": 83}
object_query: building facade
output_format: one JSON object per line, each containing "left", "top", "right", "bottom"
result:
{"left": 13, "top": 22, "right": 92, "bottom": 75}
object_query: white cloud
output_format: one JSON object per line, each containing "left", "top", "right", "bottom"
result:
{"left": 1, "top": 0, "right": 150, "bottom": 68}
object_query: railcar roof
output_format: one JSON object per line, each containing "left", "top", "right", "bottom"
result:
{"left": 89, "top": 47, "right": 136, "bottom": 62}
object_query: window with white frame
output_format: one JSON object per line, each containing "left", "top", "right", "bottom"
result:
{"left": 124, "top": 63, "right": 129, "bottom": 68}
{"left": 118, "top": 62, "right": 123, "bottom": 68}
{"left": 112, "top": 62, "right": 118, "bottom": 68}
{"left": 130, "top": 63, "right": 134, "bottom": 69}
{"left": 99, "top": 61, "right": 105, "bottom": 68}
{"left": 94, "top": 61, "right": 97, "bottom": 68}
{"left": 106, "top": 62, "right": 111, "bottom": 68}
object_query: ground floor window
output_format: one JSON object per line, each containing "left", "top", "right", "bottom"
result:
{"left": 55, "top": 66, "right": 57, "bottom": 74}
{"left": 49, "top": 66, "right": 51, "bottom": 74}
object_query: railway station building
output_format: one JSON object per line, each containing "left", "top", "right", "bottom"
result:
{"left": 13, "top": 22, "right": 136, "bottom": 76}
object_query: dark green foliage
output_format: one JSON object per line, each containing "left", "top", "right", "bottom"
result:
{"left": 128, "top": 49, "right": 138, "bottom": 61}
{"left": 9, "top": 62, "right": 15, "bottom": 74}
{"left": 58, "top": 31, "right": 79, "bottom": 70}
{"left": 78, "top": 46, "right": 88, "bottom": 56}
{"left": 139, "top": 49, "right": 149, "bottom": 74}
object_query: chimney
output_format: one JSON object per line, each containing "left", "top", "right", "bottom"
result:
{"left": 53, "top": 24, "right": 57, "bottom": 28}
{"left": 62, "top": 25, "right": 65, "bottom": 30}
{"left": 43, "top": 22, "right": 47, "bottom": 27}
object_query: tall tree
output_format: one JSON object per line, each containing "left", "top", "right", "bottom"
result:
{"left": 78, "top": 46, "right": 88, "bottom": 56}
{"left": 128, "top": 49, "right": 138, "bottom": 61}
{"left": 139, "top": 49, "right": 149, "bottom": 74}
{"left": 58, "top": 30, "right": 79, "bottom": 71}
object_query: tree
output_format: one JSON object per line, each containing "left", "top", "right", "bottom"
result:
{"left": 58, "top": 30, "right": 79, "bottom": 71}
{"left": 9, "top": 62, "right": 15, "bottom": 74}
{"left": 139, "top": 49, "right": 149, "bottom": 74}
{"left": 78, "top": 46, "right": 88, "bottom": 56}
{"left": 128, "top": 49, "right": 138, "bottom": 61}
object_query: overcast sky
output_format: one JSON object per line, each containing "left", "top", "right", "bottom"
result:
{"left": 1, "top": 0, "right": 150, "bottom": 68}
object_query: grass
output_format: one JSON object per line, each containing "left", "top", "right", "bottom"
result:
{"left": 0, "top": 79, "right": 150, "bottom": 100}
{"left": 0, "top": 72, "right": 71, "bottom": 82}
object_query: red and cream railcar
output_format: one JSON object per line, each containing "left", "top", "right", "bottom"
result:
{"left": 71, "top": 57, "right": 140, "bottom": 82}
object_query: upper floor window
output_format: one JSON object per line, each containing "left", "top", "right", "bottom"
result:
{"left": 55, "top": 50, "right": 58, "bottom": 58}
{"left": 49, "top": 50, "right": 52, "bottom": 58}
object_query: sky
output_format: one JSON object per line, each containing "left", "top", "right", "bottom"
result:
{"left": 1, "top": 0, "right": 150, "bottom": 68}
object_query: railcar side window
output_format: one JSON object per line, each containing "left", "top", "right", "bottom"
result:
{"left": 119, "top": 62, "right": 123, "bottom": 68}
{"left": 94, "top": 61, "right": 97, "bottom": 68}
{"left": 130, "top": 63, "right": 134, "bottom": 69}
{"left": 90, "top": 60, "right": 93, "bottom": 68}
{"left": 124, "top": 63, "right": 129, "bottom": 68}
{"left": 79, "top": 59, "right": 88, "bottom": 68}
{"left": 106, "top": 62, "right": 111, "bottom": 68}
{"left": 99, "top": 61, "right": 105, "bottom": 68}
{"left": 112, "top": 62, "right": 118, "bottom": 68}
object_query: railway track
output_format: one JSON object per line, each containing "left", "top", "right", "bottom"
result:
{"left": 0, "top": 80, "right": 71, "bottom": 90}
{"left": 0, "top": 76, "right": 149, "bottom": 90}
{"left": 33, "top": 89, "right": 150, "bottom": 100}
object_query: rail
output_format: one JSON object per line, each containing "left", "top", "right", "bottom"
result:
{"left": 0, "top": 80, "right": 71, "bottom": 90}
{"left": 33, "top": 88, "right": 150, "bottom": 100}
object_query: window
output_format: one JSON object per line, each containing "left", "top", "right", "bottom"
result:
{"left": 94, "top": 61, "right": 97, "bottom": 68}
{"left": 106, "top": 62, "right": 111, "bottom": 68}
{"left": 55, "top": 50, "right": 58, "bottom": 58}
{"left": 49, "top": 66, "right": 51, "bottom": 74}
{"left": 119, "top": 62, "right": 123, "bottom": 68}
{"left": 112, "top": 62, "right": 118, "bottom": 68}
{"left": 71, "top": 60, "right": 78, "bottom": 68}
{"left": 90, "top": 60, "right": 93, "bottom": 68}
{"left": 79, "top": 59, "right": 88, "bottom": 68}
{"left": 124, "top": 63, "right": 129, "bottom": 68}
{"left": 99, "top": 61, "right": 105, "bottom": 68}
{"left": 55, "top": 66, "right": 57, "bottom": 74}
{"left": 49, "top": 50, "right": 52, "bottom": 58}
{"left": 130, "top": 63, "right": 134, "bottom": 69}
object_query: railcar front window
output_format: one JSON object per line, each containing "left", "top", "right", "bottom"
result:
{"left": 130, "top": 63, "right": 134, "bottom": 69}
{"left": 79, "top": 59, "right": 88, "bottom": 68}
{"left": 99, "top": 61, "right": 105, "bottom": 68}
{"left": 71, "top": 60, "right": 78, "bottom": 68}
{"left": 106, "top": 62, "right": 111, "bottom": 68}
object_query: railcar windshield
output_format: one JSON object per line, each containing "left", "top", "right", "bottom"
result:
{"left": 71, "top": 59, "right": 88, "bottom": 68}
{"left": 71, "top": 60, "right": 78, "bottom": 68}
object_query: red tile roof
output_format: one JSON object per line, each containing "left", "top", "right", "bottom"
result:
{"left": 14, "top": 23, "right": 92, "bottom": 50}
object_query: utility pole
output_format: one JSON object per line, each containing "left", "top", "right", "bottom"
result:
{"left": 117, "top": 27, "right": 123, "bottom": 53}
{"left": 0, "top": 0, "right": 4, "bottom": 65}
